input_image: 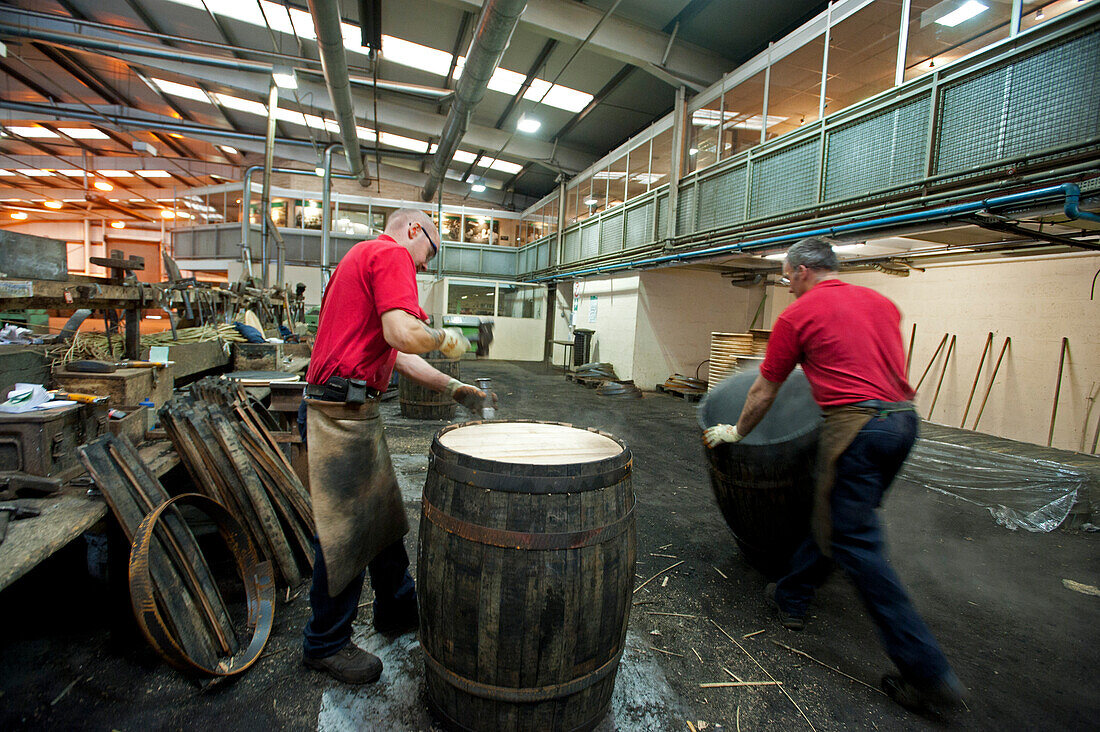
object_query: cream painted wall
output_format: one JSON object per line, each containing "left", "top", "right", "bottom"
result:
{"left": 484, "top": 316, "right": 545, "bottom": 361}
{"left": 550, "top": 282, "right": 575, "bottom": 367}
{"left": 836, "top": 252, "right": 1100, "bottom": 452}
{"left": 571, "top": 276, "right": 640, "bottom": 375}
{"left": 632, "top": 268, "right": 762, "bottom": 389}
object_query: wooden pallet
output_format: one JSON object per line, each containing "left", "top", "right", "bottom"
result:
{"left": 656, "top": 384, "right": 704, "bottom": 402}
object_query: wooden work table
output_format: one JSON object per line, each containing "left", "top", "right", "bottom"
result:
{"left": 0, "top": 439, "right": 179, "bottom": 592}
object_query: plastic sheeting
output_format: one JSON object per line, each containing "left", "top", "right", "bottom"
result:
{"left": 899, "top": 439, "right": 1090, "bottom": 532}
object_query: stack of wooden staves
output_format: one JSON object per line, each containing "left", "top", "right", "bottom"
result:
{"left": 160, "top": 377, "right": 314, "bottom": 589}
{"left": 708, "top": 330, "right": 772, "bottom": 388}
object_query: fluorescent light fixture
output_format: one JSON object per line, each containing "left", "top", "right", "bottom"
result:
{"left": 470, "top": 182, "right": 487, "bottom": 193}
{"left": 631, "top": 173, "right": 666, "bottom": 184}
{"left": 43, "top": 200, "right": 63, "bottom": 209}
{"left": 0, "top": 170, "right": 13, "bottom": 176}
{"left": 592, "top": 171, "right": 627, "bottom": 180}
{"left": 60, "top": 128, "right": 109, "bottom": 139}
{"left": 57, "top": 169, "right": 85, "bottom": 176}
{"left": 98, "top": 170, "right": 134, "bottom": 177}
{"left": 136, "top": 170, "right": 171, "bottom": 178}
{"left": 111, "top": 221, "right": 126, "bottom": 229}
{"left": 218, "top": 145, "right": 239, "bottom": 156}
{"left": 731, "top": 114, "right": 787, "bottom": 131}
{"left": 935, "top": 0, "right": 988, "bottom": 27}
{"left": 94, "top": 181, "right": 114, "bottom": 191}
{"left": 17, "top": 169, "right": 53, "bottom": 176}
{"left": 272, "top": 66, "right": 298, "bottom": 89}
{"left": 516, "top": 116, "right": 541, "bottom": 134}
{"left": 146, "top": 315, "right": 162, "bottom": 319}
{"left": 583, "top": 196, "right": 598, "bottom": 206}
{"left": 10, "top": 211, "right": 28, "bottom": 220}
{"left": 315, "top": 167, "right": 325, "bottom": 176}
{"left": 6, "top": 126, "right": 57, "bottom": 137}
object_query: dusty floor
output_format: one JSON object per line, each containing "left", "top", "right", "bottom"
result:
{"left": 1, "top": 360, "right": 1097, "bottom": 731}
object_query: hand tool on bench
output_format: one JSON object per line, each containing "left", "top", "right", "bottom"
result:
{"left": 0, "top": 472, "right": 63, "bottom": 501}
{"left": 48, "top": 390, "right": 110, "bottom": 404}
{"left": 65, "top": 360, "right": 170, "bottom": 373}
{"left": 0, "top": 505, "right": 42, "bottom": 545}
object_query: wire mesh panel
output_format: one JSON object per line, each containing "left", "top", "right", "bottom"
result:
{"left": 936, "top": 29, "right": 1100, "bottom": 174}
{"left": 563, "top": 227, "right": 580, "bottom": 263}
{"left": 824, "top": 94, "right": 931, "bottom": 202}
{"left": 624, "top": 200, "right": 655, "bottom": 247}
{"left": 676, "top": 182, "right": 696, "bottom": 235}
{"left": 748, "top": 138, "right": 820, "bottom": 220}
{"left": 600, "top": 210, "right": 625, "bottom": 254}
{"left": 445, "top": 245, "right": 482, "bottom": 274}
{"left": 537, "top": 239, "right": 550, "bottom": 270}
{"left": 697, "top": 165, "right": 747, "bottom": 231}
{"left": 580, "top": 221, "right": 600, "bottom": 260}
{"left": 482, "top": 248, "right": 518, "bottom": 277}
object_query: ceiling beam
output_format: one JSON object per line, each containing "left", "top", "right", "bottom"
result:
{"left": 439, "top": 0, "right": 730, "bottom": 87}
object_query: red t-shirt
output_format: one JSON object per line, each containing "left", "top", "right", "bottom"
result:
{"left": 305, "top": 235, "right": 427, "bottom": 391}
{"left": 759, "top": 279, "right": 915, "bottom": 407}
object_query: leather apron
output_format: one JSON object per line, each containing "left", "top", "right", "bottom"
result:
{"left": 306, "top": 399, "right": 409, "bottom": 597}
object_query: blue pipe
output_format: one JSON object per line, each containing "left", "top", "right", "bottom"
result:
{"left": 533, "top": 183, "right": 1098, "bottom": 282}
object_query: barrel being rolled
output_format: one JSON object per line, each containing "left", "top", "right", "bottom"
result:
{"left": 418, "top": 420, "right": 636, "bottom": 732}
{"left": 400, "top": 351, "right": 459, "bottom": 419}
{"left": 698, "top": 367, "right": 821, "bottom": 577}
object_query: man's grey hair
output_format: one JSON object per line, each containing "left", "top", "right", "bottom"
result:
{"left": 786, "top": 237, "right": 838, "bottom": 272}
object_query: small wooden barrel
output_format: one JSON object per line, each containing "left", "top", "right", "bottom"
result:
{"left": 418, "top": 420, "right": 636, "bottom": 732}
{"left": 400, "top": 351, "right": 459, "bottom": 420}
{"left": 699, "top": 367, "right": 820, "bottom": 578}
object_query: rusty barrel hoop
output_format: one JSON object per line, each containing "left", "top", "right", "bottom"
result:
{"left": 418, "top": 419, "right": 636, "bottom": 732}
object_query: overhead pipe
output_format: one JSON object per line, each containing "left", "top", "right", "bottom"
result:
{"left": 0, "top": 22, "right": 451, "bottom": 99}
{"left": 321, "top": 143, "right": 338, "bottom": 293}
{"left": 307, "top": 0, "right": 367, "bottom": 185}
{"left": 260, "top": 81, "right": 279, "bottom": 288}
{"left": 532, "top": 183, "right": 1100, "bottom": 282}
{"left": 420, "top": 0, "right": 528, "bottom": 202}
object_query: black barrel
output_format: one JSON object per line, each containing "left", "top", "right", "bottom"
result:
{"left": 418, "top": 420, "right": 636, "bottom": 732}
{"left": 698, "top": 367, "right": 820, "bottom": 577}
{"left": 400, "top": 351, "right": 459, "bottom": 419}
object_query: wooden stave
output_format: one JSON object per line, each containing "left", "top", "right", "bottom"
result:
{"left": 418, "top": 420, "right": 636, "bottom": 732}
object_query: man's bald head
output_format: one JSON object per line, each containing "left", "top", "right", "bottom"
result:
{"left": 385, "top": 208, "right": 440, "bottom": 270}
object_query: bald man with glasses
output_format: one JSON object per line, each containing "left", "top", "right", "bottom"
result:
{"left": 300, "top": 208, "right": 492, "bottom": 684}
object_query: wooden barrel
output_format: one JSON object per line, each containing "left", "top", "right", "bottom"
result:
{"left": 418, "top": 420, "right": 636, "bottom": 732}
{"left": 400, "top": 351, "right": 459, "bottom": 419}
{"left": 698, "top": 367, "right": 820, "bottom": 578}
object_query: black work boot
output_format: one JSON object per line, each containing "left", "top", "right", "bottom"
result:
{"left": 765, "top": 582, "right": 806, "bottom": 631}
{"left": 882, "top": 674, "right": 967, "bottom": 716}
{"left": 304, "top": 644, "right": 383, "bottom": 684}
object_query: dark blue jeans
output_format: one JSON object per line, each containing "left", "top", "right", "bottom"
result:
{"left": 302, "top": 536, "right": 416, "bottom": 659}
{"left": 775, "top": 409, "right": 954, "bottom": 686}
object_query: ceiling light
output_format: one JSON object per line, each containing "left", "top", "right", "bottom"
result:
{"left": 272, "top": 66, "right": 298, "bottom": 89}
{"left": 98, "top": 170, "right": 134, "bottom": 177}
{"left": 470, "top": 182, "right": 486, "bottom": 193}
{"left": 5, "top": 126, "right": 57, "bottom": 138}
{"left": 110, "top": 221, "right": 125, "bottom": 229}
{"left": 688, "top": 148, "right": 699, "bottom": 156}
{"left": 136, "top": 170, "right": 171, "bottom": 178}
{"left": 315, "top": 167, "right": 325, "bottom": 176}
{"left": 43, "top": 200, "right": 63, "bottom": 209}
{"left": 516, "top": 116, "right": 541, "bottom": 134}
{"left": 584, "top": 196, "right": 598, "bottom": 206}
{"left": 10, "top": 211, "right": 28, "bottom": 220}
{"left": 57, "top": 169, "right": 84, "bottom": 176}
{"left": 218, "top": 145, "right": 239, "bottom": 156}
{"left": 150, "top": 77, "right": 211, "bottom": 103}
{"left": 161, "top": 209, "right": 177, "bottom": 219}
{"left": 592, "top": 171, "right": 628, "bottom": 180}
{"left": 93, "top": 180, "right": 114, "bottom": 191}
{"left": 17, "top": 169, "right": 53, "bottom": 176}
{"left": 935, "top": 1, "right": 988, "bottom": 27}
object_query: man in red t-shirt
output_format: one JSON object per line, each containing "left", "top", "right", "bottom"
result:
{"left": 301, "top": 209, "right": 491, "bottom": 685}
{"left": 703, "top": 237, "right": 964, "bottom": 715}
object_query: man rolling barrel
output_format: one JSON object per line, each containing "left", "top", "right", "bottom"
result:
{"left": 301, "top": 208, "right": 492, "bottom": 684}
{"left": 702, "top": 237, "right": 965, "bottom": 715}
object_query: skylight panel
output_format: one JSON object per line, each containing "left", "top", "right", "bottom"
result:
{"left": 485, "top": 158, "right": 523, "bottom": 175}
{"left": 214, "top": 94, "right": 269, "bottom": 116}
{"left": 379, "top": 132, "right": 431, "bottom": 152}
{"left": 380, "top": 36, "right": 454, "bottom": 77}
{"left": 6, "top": 126, "right": 58, "bottom": 137}
{"left": 136, "top": 170, "right": 172, "bottom": 178}
{"left": 151, "top": 78, "right": 211, "bottom": 103}
{"left": 17, "top": 169, "right": 53, "bottom": 176}
{"left": 538, "top": 86, "right": 593, "bottom": 114}
{"left": 98, "top": 170, "right": 134, "bottom": 177}
{"left": 58, "top": 128, "right": 110, "bottom": 139}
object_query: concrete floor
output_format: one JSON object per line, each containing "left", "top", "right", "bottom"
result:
{"left": 1, "top": 360, "right": 1096, "bottom": 730}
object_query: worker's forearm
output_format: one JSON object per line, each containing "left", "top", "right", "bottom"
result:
{"left": 382, "top": 310, "right": 446, "bottom": 354}
{"left": 735, "top": 378, "right": 780, "bottom": 437}
{"left": 394, "top": 351, "right": 451, "bottom": 391}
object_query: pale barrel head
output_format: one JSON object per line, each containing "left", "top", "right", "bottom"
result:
{"left": 437, "top": 421, "right": 623, "bottom": 465}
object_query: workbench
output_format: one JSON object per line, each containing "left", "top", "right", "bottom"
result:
{"left": 0, "top": 439, "right": 179, "bottom": 592}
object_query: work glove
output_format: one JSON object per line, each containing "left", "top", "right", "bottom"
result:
{"left": 438, "top": 328, "right": 470, "bottom": 360}
{"left": 444, "top": 378, "right": 497, "bottom": 412}
{"left": 702, "top": 423, "right": 744, "bottom": 448}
